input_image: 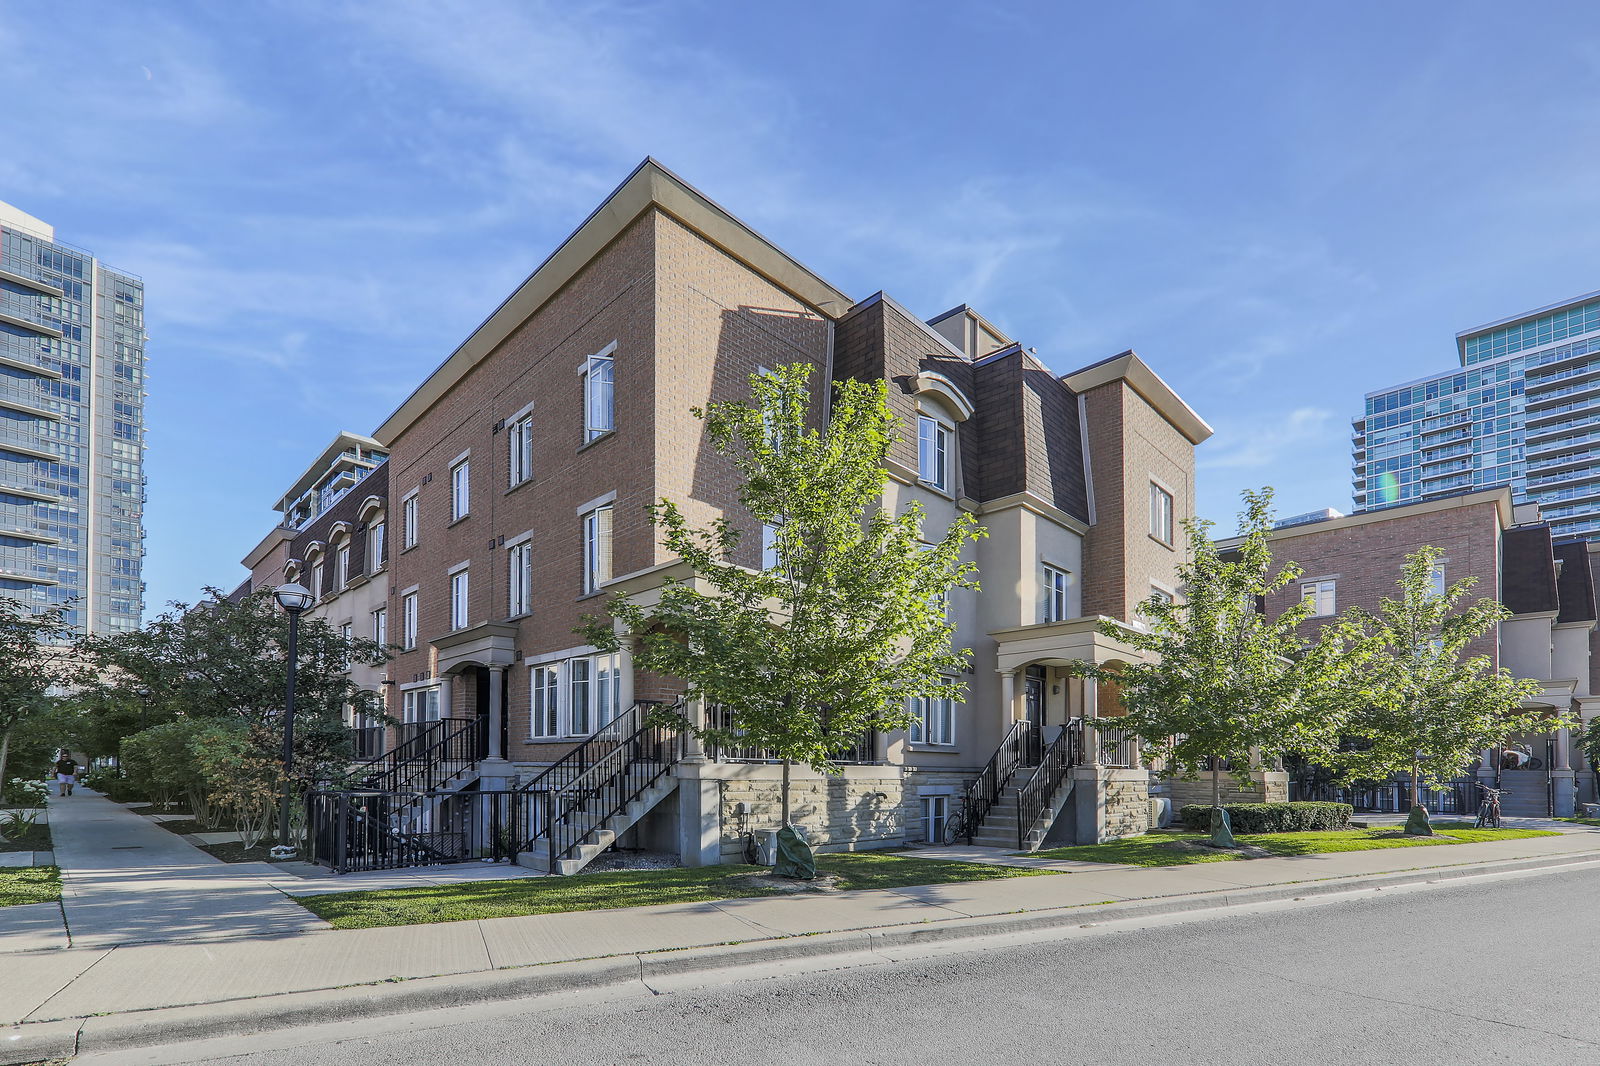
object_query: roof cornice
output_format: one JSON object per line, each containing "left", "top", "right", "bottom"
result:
{"left": 1061, "top": 350, "right": 1213, "bottom": 445}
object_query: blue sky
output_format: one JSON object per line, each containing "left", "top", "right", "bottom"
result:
{"left": 4, "top": 1, "right": 1600, "bottom": 614}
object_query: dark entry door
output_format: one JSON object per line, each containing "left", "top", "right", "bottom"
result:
{"left": 1024, "top": 666, "right": 1046, "bottom": 763}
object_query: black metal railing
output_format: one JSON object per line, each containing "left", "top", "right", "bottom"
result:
{"left": 1015, "top": 719, "right": 1083, "bottom": 850}
{"left": 306, "top": 788, "right": 525, "bottom": 874}
{"left": 516, "top": 699, "right": 684, "bottom": 869}
{"left": 953, "top": 719, "right": 1040, "bottom": 845}
{"left": 349, "top": 718, "right": 481, "bottom": 794}
{"left": 349, "top": 725, "right": 385, "bottom": 761}
{"left": 1092, "top": 722, "right": 1140, "bottom": 768}
{"left": 705, "top": 704, "right": 881, "bottom": 765}
{"left": 1291, "top": 777, "right": 1477, "bottom": 814}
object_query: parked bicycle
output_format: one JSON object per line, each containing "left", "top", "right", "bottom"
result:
{"left": 1475, "top": 784, "right": 1509, "bottom": 829}
{"left": 942, "top": 798, "right": 978, "bottom": 846}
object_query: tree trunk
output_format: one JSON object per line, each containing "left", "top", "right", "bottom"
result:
{"left": 0, "top": 724, "right": 11, "bottom": 796}
{"left": 1210, "top": 756, "right": 1221, "bottom": 809}
{"left": 781, "top": 758, "right": 791, "bottom": 827}
{"left": 1411, "top": 756, "right": 1420, "bottom": 809}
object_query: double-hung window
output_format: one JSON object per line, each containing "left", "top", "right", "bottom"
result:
{"left": 402, "top": 687, "right": 440, "bottom": 731}
{"left": 1149, "top": 482, "right": 1174, "bottom": 546}
{"left": 1041, "top": 564, "right": 1071, "bottom": 623}
{"left": 451, "top": 460, "right": 470, "bottom": 521}
{"left": 372, "top": 607, "right": 387, "bottom": 648}
{"left": 583, "top": 343, "right": 616, "bottom": 442}
{"left": 530, "top": 652, "right": 622, "bottom": 738}
{"left": 401, "top": 492, "right": 418, "bottom": 550}
{"left": 401, "top": 591, "right": 418, "bottom": 650}
{"left": 338, "top": 623, "right": 352, "bottom": 669}
{"left": 508, "top": 413, "right": 534, "bottom": 486}
{"left": 582, "top": 503, "right": 613, "bottom": 594}
{"left": 310, "top": 563, "right": 324, "bottom": 602}
{"left": 368, "top": 520, "right": 385, "bottom": 572}
{"left": 335, "top": 543, "right": 350, "bottom": 589}
{"left": 908, "top": 686, "right": 956, "bottom": 746}
{"left": 761, "top": 522, "right": 781, "bottom": 571}
{"left": 450, "top": 568, "right": 470, "bottom": 630}
{"left": 1302, "top": 579, "right": 1336, "bottom": 616}
{"left": 508, "top": 541, "right": 533, "bottom": 617}
{"left": 918, "top": 415, "right": 951, "bottom": 493}
{"left": 531, "top": 664, "right": 561, "bottom": 737}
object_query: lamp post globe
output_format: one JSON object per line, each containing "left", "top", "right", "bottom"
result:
{"left": 270, "top": 582, "right": 312, "bottom": 860}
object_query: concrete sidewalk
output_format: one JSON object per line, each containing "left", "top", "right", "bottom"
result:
{"left": 2, "top": 816, "right": 1598, "bottom": 1064}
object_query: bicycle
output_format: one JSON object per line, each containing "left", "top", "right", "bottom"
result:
{"left": 1475, "top": 784, "right": 1509, "bottom": 829}
{"left": 941, "top": 798, "right": 978, "bottom": 846}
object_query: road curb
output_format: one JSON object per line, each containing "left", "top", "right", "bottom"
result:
{"left": 6, "top": 848, "right": 1599, "bottom": 1064}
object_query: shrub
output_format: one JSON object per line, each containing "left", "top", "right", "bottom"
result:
{"left": 1179, "top": 801, "right": 1353, "bottom": 834}
{"left": 80, "top": 766, "right": 144, "bottom": 803}
{"left": 3, "top": 777, "right": 48, "bottom": 808}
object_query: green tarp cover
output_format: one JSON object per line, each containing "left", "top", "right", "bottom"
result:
{"left": 774, "top": 825, "right": 816, "bottom": 880}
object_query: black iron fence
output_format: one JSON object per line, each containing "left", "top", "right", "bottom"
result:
{"left": 1091, "top": 723, "right": 1140, "bottom": 768}
{"left": 307, "top": 789, "right": 531, "bottom": 874}
{"left": 351, "top": 718, "right": 481, "bottom": 793}
{"left": 349, "top": 726, "right": 385, "bottom": 761}
{"left": 951, "top": 719, "right": 1039, "bottom": 845}
{"left": 705, "top": 704, "right": 881, "bottom": 765}
{"left": 1289, "top": 777, "right": 1478, "bottom": 815}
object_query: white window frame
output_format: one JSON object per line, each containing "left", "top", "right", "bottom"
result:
{"left": 338, "top": 623, "right": 352, "bottom": 669}
{"left": 908, "top": 686, "right": 957, "bottom": 746}
{"left": 451, "top": 459, "right": 470, "bottom": 521}
{"left": 310, "top": 563, "right": 324, "bottom": 602}
{"left": 1302, "top": 578, "right": 1336, "bottom": 617}
{"left": 335, "top": 543, "right": 350, "bottom": 589}
{"left": 918, "top": 415, "right": 952, "bottom": 493}
{"left": 582, "top": 503, "right": 613, "bottom": 594}
{"left": 529, "top": 651, "right": 622, "bottom": 739}
{"left": 508, "top": 411, "right": 534, "bottom": 486}
{"left": 401, "top": 591, "right": 418, "bottom": 650}
{"left": 450, "top": 568, "right": 470, "bottom": 630}
{"left": 920, "top": 795, "right": 949, "bottom": 845}
{"left": 582, "top": 342, "right": 617, "bottom": 443}
{"left": 368, "top": 520, "right": 385, "bottom": 572}
{"left": 401, "top": 492, "right": 418, "bottom": 550}
{"left": 761, "top": 522, "right": 780, "bottom": 571}
{"left": 508, "top": 540, "right": 533, "bottom": 617}
{"left": 372, "top": 606, "right": 387, "bottom": 648}
{"left": 402, "top": 686, "right": 441, "bottom": 726}
{"left": 1041, "top": 563, "right": 1071, "bottom": 623}
{"left": 1149, "top": 481, "right": 1175, "bottom": 546}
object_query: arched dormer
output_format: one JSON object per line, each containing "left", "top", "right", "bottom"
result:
{"left": 357, "top": 495, "right": 385, "bottom": 523}
{"left": 328, "top": 522, "right": 352, "bottom": 542}
{"left": 914, "top": 371, "right": 975, "bottom": 422}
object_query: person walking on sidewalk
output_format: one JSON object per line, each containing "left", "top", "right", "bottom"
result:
{"left": 54, "top": 750, "right": 78, "bottom": 797}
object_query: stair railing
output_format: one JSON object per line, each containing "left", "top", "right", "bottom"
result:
{"left": 1015, "top": 719, "right": 1083, "bottom": 850}
{"left": 512, "top": 699, "right": 683, "bottom": 861}
{"left": 955, "top": 719, "right": 1040, "bottom": 844}
{"left": 353, "top": 718, "right": 481, "bottom": 794}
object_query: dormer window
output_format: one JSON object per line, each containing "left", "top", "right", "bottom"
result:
{"left": 918, "top": 415, "right": 952, "bottom": 493}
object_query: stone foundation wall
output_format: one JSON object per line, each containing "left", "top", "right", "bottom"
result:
{"left": 1102, "top": 771, "right": 1151, "bottom": 840}
{"left": 902, "top": 769, "right": 978, "bottom": 845}
{"left": 716, "top": 765, "right": 907, "bottom": 863}
{"left": 1161, "top": 772, "right": 1286, "bottom": 808}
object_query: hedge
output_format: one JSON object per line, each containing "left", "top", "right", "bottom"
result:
{"left": 1178, "top": 801, "right": 1352, "bottom": 834}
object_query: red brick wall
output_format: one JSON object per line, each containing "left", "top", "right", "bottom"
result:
{"left": 1259, "top": 500, "right": 1503, "bottom": 666}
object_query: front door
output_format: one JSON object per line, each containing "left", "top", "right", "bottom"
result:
{"left": 1024, "top": 666, "right": 1046, "bottom": 763}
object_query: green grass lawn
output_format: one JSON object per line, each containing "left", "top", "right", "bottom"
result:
{"left": 299, "top": 850, "right": 1055, "bottom": 929}
{"left": 1029, "top": 823, "right": 1558, "bottom": 866}
{"left": 1557, "top": 817, "right": 1600, "bottom": 827}
{"left": 0, "top": 866, "right": 61, "bottom": 907}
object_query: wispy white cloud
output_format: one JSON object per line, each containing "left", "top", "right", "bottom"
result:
{"left": 1199, "top": 407, "right": 1340, "bottom": 472}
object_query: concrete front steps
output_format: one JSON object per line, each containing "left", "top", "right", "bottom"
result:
{"left": 970, "top": 776, "right": 1077, "bottom": 852}
{"left": 517, "top": 778, "right": 677, "bottom": 876}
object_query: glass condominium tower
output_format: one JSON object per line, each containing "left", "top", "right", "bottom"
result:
{"left": 1352, "top": 291, "right": 1600, "bottom": 541}
{"left": 0, "top": 200, "right": 146, "bottom": 634}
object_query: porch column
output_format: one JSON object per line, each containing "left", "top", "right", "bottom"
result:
{"left": 486, "top": 667, "right": 505, "bottom": 760}
{"left": 1083, "top": 675, "right": 1102, "bottom": 768}
{"left": 681, "top": 695, "right": 708, "bottom": 764}
{"left": 999, "top": 669, "right": 1017, "bottom": 722}
{"left": 617, "top": 637, "right": 635, "bottom": 713}
{"left": 1556, "top": 725, "right": 1572, "bottom": 771}
{"left": 438, "top": 674, "right": 455, "bottom": 721}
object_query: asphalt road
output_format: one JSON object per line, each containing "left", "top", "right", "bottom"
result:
{"left": 90, "top": 866, "right": 1600, "bottom": 1066}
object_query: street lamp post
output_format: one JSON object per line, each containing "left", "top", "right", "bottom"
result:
{"left": 271, "top": 582, "right": 314, "bottom": 860}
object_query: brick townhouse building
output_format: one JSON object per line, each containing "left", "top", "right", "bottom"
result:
{"left": 234, "top": 160, "right": 1214, "bottom": 873}
{"left": 1217, "top": 488, "right": 1600, "bottom": 818}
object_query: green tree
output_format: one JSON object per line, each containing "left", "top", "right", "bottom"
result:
{"left": 0, "top": 600, "right": 73, "bottom": 789}
{"left": 78, "top": 588, "right": 391, "bottom": 791}
{"left": 1330, "top": 545, "right": 1547, "bottom": 832}
{"left": 581, "top": 363, "right": 984, "bottom": 832}
{"left": 1071, "top": 489, "right": 1357, "bottom": 843}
